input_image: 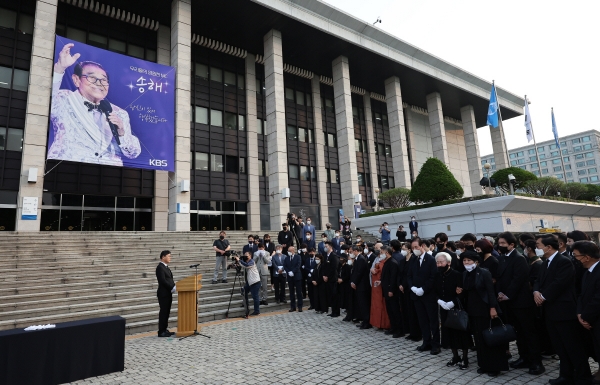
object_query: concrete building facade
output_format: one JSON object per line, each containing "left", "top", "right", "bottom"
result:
{"left": 0, "top": 0, "right": 524, "bottom": 232}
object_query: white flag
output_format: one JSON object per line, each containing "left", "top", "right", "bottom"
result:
{"left": 524, "top": 97, "right": 533, "bottom": 143}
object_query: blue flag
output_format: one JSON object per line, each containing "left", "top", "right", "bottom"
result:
{"left": 551, "top": 108, "right": 560, "bottom": 148}
{"left": 487, "top": 84, "right": 499, "bottom": 128}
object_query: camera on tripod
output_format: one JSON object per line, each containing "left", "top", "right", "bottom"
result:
{"left": 227, "top": 250, "right": 242, "bottom": 272}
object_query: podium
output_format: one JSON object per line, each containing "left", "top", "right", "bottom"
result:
{"left": 176, "top": 274, "right": 202, "bottom": 337}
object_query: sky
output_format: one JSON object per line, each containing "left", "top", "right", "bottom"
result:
{"left": 321, "top": 0, "right": 599, "bottom": 156}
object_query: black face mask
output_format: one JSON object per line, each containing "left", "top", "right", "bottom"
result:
{"left": 219, "top": 235, "right": 224, "bottom": 240}
{"left": 438, "top": 266, "right": 449, "bottom": 274}
{"left": 465, "top": 245, "right": 475, "bottom": 251}
{"left": 436, "top": 243, "right": 445, "bottom": 251}
{"left": 478, "top": 251, "right": 486, "bottom": 260}
{"left": 497, "top": 245, "right": 509, "bottom": 254}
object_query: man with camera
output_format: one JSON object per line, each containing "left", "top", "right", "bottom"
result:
{"left": 284, "top": 246, "right": 304, "bottom": 312}
{"left": 212, "top": 231, "right": 231, "bottom": 284}
{"left": 234, "top": 251, "right": 262, "bottom": 316}
{"left": 379, "top": 222, "right": 391, "bottom": 246}
{"left": 253, "top": 243, "right": 271, "bottom": 306}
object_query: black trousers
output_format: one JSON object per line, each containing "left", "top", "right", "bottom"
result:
{"left": 301, "top": 276, "right": 308, "bottom": 299}
{"left": 503, "top": 303, "right": 542, "bottom": 364}
{"left": 273, "top": 275, "right": 286, "bottom": 302}
{"left": 384, "top": 293, "right": 403, "bottom": 334}
{"left": 414, "top": 297, "right": 440, "bottom": 348}
{"left": 287, "top": 278, "right": 303, "bottom": 310}
{"left": 546, "top": 318, "right": 592, "bottom": 384}
{"left": 326, "top": 281, "right": 340, "bottom": 315}
{"left": 356, "top": 289, "right": 371, "bottom": 324}
{"left": 403, "top": 291, "right": 421, "bottom": 338}
{"left": 344, "top": 288, "right": 356, "bottom": 320}
{"left": 307, "top": 276, "right": 315, "bottom": 308}
{"left": 157, "top": 295, "right": 172, "bottom": 333}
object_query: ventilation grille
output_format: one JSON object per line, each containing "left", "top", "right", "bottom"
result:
{"left": 191, "top": 34, "right": 247, "bottom": 58}
{"left": 60, "top": 0, "right": 160, "bottom": 30}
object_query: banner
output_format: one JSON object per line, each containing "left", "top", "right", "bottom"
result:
{"left": 48, "top": 35, "right": 175, "bottom": 171}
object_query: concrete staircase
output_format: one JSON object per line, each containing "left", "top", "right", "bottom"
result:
{"left": 0, "top": 231, "right": 296, "bottom": 335}
{"left": 352, "top": 229, "right": 380, "bottom": 244}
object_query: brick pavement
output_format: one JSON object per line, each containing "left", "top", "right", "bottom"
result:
{"left": 70, "top": 310, "right": 598, "bottom": 385}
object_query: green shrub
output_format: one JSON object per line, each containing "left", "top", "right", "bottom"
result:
{"left": 360, "top": 195, "right": 493, "bottom": 218}
{"left": 560, "top": 182, "right": 589, "bottom": 200}
{"left": 491, "top": 167, "right": 537, "bottom": 193}
{"left": 409, "top": 158, "right": 463, "bottom": 203}
{"left": 378, "top": 188, "right": 412, "bottom": 209}
{"left": 522, "top": 177, "right": 563, "bottom": 196}
{"left": 580, "top": 184, "right": 600, "bottom": 202}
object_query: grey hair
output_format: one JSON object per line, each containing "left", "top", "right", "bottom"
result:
{"left": 435, "top": 252, "right": 452, "bottom": 264}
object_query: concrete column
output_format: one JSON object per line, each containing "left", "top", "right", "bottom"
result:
{"left": 245, "top": 53, "right": 260, "bottom": 231}
{"left": 385, "top": 76, "right": 411, "bottom": 188}
{"left": 332, "top": 56, "right": 359, "bottom": 218}
{"left": 404, "top": 107, "right": 419, "bottom": 182}
{"left": 491, "top": 121, "right": 509, "bottom": 170}
{"left": 153, "top": 24, "right": 171, "bottom": 231}
{"left": 311, "top": 75, "right": 329, "bottom": 229}
{"left": 461, "top": 105, "right": 484, "bottom": 197}
{"left": 263, "top": 30, "right": 289, "bottom": 229}
{"left": 426, "top": 92, "right": 449, "bottom": 165}
{"left": 167, "top": 0, "right": 192, "bottom": 231}
{"left": 362, "top": 94, "right": 379, "bottom": 199}
{"left": 16, "top": 0, "right": 58, "bottom": 231}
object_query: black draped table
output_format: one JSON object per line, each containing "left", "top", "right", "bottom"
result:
{"left": 0, "top": 316, "right": 125, "bottom": 385}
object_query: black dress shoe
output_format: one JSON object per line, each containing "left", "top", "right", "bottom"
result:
{"left": 447, "top": 356, "right": 461, "bottom": 367}
{"left": 392, "top": 333, "right": 405, "bottom": 338}
{"left": 477, "top": 368, "right": 486, "bottom": 374}
{"left": 487, "top": 372, "right": 500, "bottom": 377}
{"left": 430, "top": 347, "right": 441, "bottom": 355}
{"left": 510, "top": 357, "right": 530, "bottom": 369}
{"left": 221, "top": 279, "right": 227, "bottom": 283}
{"left": 352, "top": 319, "right": 360, "bottom": 323}
{"left": 158, "top": 331, "right": 171, "bottom": 337}
{"left": 308, "top": 307, "right": 314, "bottom": 310}
{"left": 250, "top": 312, "right": 260, "bottom": 316}
{"left": 289, "top": 309, "right": 296, "bottom": 312}
{"left": 409, "top": 336, "right": 422, "bottom": 342}
{"left": 298, "top": 309, "right": 303, "bottom": 312}
{"left": 384, "top": 330, "right": 395, "bottom": 335}
{"left": 528, "top": 363, "right": 545, "bottom": 375}
{"left": 416, "top": 344, "right": 431, "bottom": 352}
{"left": 549, "top": 377, "right": 572, "bottom": 385}
{"left": 458, "top": 359, "right": 469, "bottom": 370}
{"left": 360, "top": 324, "right": 373, "bottom": 330}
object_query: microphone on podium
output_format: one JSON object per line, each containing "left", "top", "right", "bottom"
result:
{"left": 189, "top": 264, "right": 200, "bottom": 268}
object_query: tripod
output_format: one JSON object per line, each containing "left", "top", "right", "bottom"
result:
{"left": 225, "top": 265, "right": 249, "bottom": 319}
{"left": 179, "top": 264, "right": 211, "bottom": 340}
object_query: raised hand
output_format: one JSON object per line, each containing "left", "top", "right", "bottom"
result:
{"left": 54, "top": 43, "right": 81, "bottom": 74}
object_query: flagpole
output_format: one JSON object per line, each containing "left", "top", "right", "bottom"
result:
{"left": 553, "top": 107, "right": 569, "bottom": 183}
{"left": 493, "top": 80, "right": 511, "bottom": 167}
{"left": 525, "top": 95, "right": 543, "bottom": 174}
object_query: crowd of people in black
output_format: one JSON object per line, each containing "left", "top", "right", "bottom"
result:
{"left": 209, "top": 214, "right": 600, "bottom": 385}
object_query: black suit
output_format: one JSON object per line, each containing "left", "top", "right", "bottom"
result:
{"left": 496, "top": 250, "right": 541, "bottom": 365}
{"left": 156, "top": 263, "right": 175, "bottom": 334}
{"left": 434, "top": 248, "right": 463, "bottom": 272}
{"left": 578, "top": 263, "right": 600, "bottom": 361}
{"left": 351, "top": 253, "right": 371, "bottom": 325}
{"left": 409, "top": 221, "right": 418, "bottom": 234}
{"left": 242, "top": 243, "right": 258, "bottom": 256}
{"left": 381, "top": 257, "right": 403, "bottom": 334}
{"left": 323, "top": 252, "right": 340, "bottom": 315}
{"left": 533, "top": 252, "right": 591, "bottom": 383}
{"left": 407, "top": 253, "right": 439, "bottom": 348}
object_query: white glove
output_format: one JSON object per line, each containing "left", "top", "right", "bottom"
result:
{"left": 302, "top": 265, "right": 305, "bottom": 269}
{"left": 411, "top": 286, "right": 418, "bottom": 294}
{"left": 445, "top": 301, "right": 454, "bottom": 310}
{"left": 171, "top": 285, "right": 177, "bottom": 293}
{"left": 310, "top": 269, "right": 314, "bottom": 273}
{"left": 308, "top": 274, "right": 311, "bottom": 277}
{"left": 288, "top": 271, "right": 294, "bottom": 277}
{"left": 416, "top": 288, "right": 424, "bottom": 296}
{"left": 437, "top": 299, "right": 445, "bottom": 307}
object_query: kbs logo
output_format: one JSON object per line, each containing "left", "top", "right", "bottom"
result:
{"left": 149, "top": 159, "right": 168, "bottom": 167}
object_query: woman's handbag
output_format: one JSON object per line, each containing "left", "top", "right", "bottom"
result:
{"left": 444, "top": 299, "right": 469, "bottom": 331}
{"left": 482, "top": 317, "right": 517, "bottom": 347}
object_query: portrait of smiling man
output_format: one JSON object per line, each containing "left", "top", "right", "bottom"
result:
{"left": 49, "top": 42, "right": 141, "bottom": 166}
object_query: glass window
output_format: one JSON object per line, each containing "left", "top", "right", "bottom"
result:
{"left": 560, "top": 141, "right": 567, "bottom": 147}
{"left": 256, "top": 119, "right": 263, "bottom": 135}
{"left": 238, "top": 115, "right": 245, "bottom": 131}
{"left": 517, "top": 151, "right": 524, "bottom": 157}
{"left": 584, "top": 144, "right": 592, "bottom": 150}
{"left": 580, "top": 177, "right": 589, "bottom": 183}
{"left": 575, "top": 154, "right": 584, "bottom": 160}
{"left": 88, "top": 33, "right": 107, "bottom": 47}
{"left": 587, "top": 160, "right": 596, "bottom": 166}
{"left": 128, "top": 44, "right": 144, "bottom": 58}
{"left": 239, "top": 158, "right": 246, "bottom": 174}
{"left": 0, "top": 66, "right": 11, "bottom": 90}
{"left": 540, "top": 161, "right": 547, "bottom": 166}
{"left": 517, "top": 159, "right": 525, "bottom": 164}
{"left": 195, "top": 106, "right": 208, "bottom": 124}
{"left": 12, "top": 69, "right": 28, "bottom": 92}
{"left": 6, "top": 128, "right": 23, "bottom": 151}
{"left": 0, "top": 127, "right": 5, "bottom": 150}
{"left": 18, "top": 14, "right": 33, "bottom": 34}
{"left": 210, "top": 109, "right": 222, "bottom": 127}
{"left": 287, "top": 125, "right": 298, "bottom": 141}
{"left": 542, "top": 169, "right": 548, "bottom": 174}
{"left": 289, "top": 164, "right": 299, "bottom": 179}
{"left": 210, "top": 67, "right": 222, "bottom": 83}
{"left": 329, "top": 169, "right": 339, "bottom": 184}
{"left": 529, "top": 156, "right": 537, "bottom": 162}
{"left": 237, "top": 74, "right": 244, "bottom": 90}
{"left": 551, "top": 151, "right": 559, "bottom": 157}
{"left": 295, "top": 90, "right": 305, "bottom": 105}
{"left": 307, "top": 129, "right": 313, "bottom": 143}
{"left": 225, "top": 156, "right": 238, "bottom": 173}
{"left": 528, "top": 149, "right": 535, "bottom": 155}
{"left": 224, "top": 71, "right": 236, "bottom": 87}
{"left": 563, "top": 156, "right": 570, "bottom": 162}
{"left": 255, "top": 78, "right": 262, "bottom": 94}
{"left": 582, "top": 136, "right": 591, "bottom": 142}
{"left": 586, "top": 152, "right": 594, "bottom": 158}
{"left": 195, "top": 152, "right": 209, "bottom": 170}
{"left": 357, "top": 172, "right": 365, "bottom": 186}
{"left": 300, "top": 166, "right": 310, "bottom": 181}
{"left": 578, "top": 170, "right": 587, "bottom": 175}
{"left": 539, "top": 153, "right": 546, "bottom": 159}
{"left": 146, "top": 50, "right": 157, "bottom": 62}
{"left": 258, "top": 160, "right": 266, "bottom": 176}
{"left": 491, "top": 158, "right": 495, "bottom": 164}
{"left": 306, "top": 93, "right": 312, "bottom": 107}
{"left": 556, "top": 174, "right": 563, "bottom": 179}
{"left": 574, "top": 146, "right": 582, "bottom": 152}
{"left": 532, "top": 170, "right": 540, "bottom": 176}
{"left": 549, "top": 144, "right": 557, "bottom": 150}
{"left": 565, "top": 165, "right": 572, "bottom": 170}
{"left": 572, "top": 138, "right": 581, "bottom": 144}
{"left": 577, "top": 161, "right": 585, "bottom": 167}
{"left": 554, "top": 166, "right": 562, "bottom": 172}
{"left": 552, "top": 159, "right": 561, "bottom": 164}
{"left": 285, "top": 88, "right": 294, "bottom": 100}
{"left": 520, "top": 166, "right": 527, "bottom": 170}
{"left": 66, "top": 27, "right": 86, "bottom": 42}
{"left": 377, "top": 143, "right": 385, "bottom": 156}
{"left": 310, "top": 166, "right": 316, "bottom": 181}
{"left": 389, "top": 176, "right": 395, "bottom": 188}
{"left": 327, "top": 133, "right": 336, "bottom": 148}
{"left": 379, "top": 175, "right": 389, "bottom": 189}
{"left": 567, "top": 172, "right": 573, "bottom": 177}
{"left": 530, "top": 163, "right": 539, "bottom": 169}
{"left": 510, "top": 160, "right": 517, "bottom": 166}
{"left": 224, "top": 112, "right": 237, "bottom": 130}
{"left": 298, "top": 128, "right": 307, "bottom": 143}
{"left": 589, "top": 168, "right": 598, "bottom": 174}
{"left": 385, "top": 145, "right": 392, "bottom": 157}
{"left": 355, "top": 139, "right": 363, "bottom": 153}
{"left": 324, "top": 98, "right": 334, "bottom": 114}
{"left": 0, "top": 8, "right": 17, "bottom": 29}
{"left": 562, "top": 149, "right": 568, "bottom": 155}
{"left": 591, "top": 176, "right": 599, "bottom": 182}
{"left": 195, "top": 63, "right": 208, "bottom": 80}
{"left": 211, "top": 154, "right": 223, "bottom": 172}
{"left": 509, "top": 153, "right": 517, "bottom": 159}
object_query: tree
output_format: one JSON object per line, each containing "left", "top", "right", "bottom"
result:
{"left": 560, "top": 182, "right": 589, "bottom": 200}
{"left": 491, "top": 167, "right": 537, "bottom": 193}
{"left": 522, "top": 177, "right": 564, "bottom": 196}
{"left": 379, "top": 188, "right": 412, "bottom": 209}
{"left": 580, "top": 184, "right": 600, "bottom": 202}
{"left": 409, "top": 157, "right": 464, "bottom": 203}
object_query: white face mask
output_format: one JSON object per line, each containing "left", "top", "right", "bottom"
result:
{"left": 341, "top": 250, "right": 346, "bottom": 254}
{"left": 456, "top": 250, "right": 462, "bottom": 256}
{"left": 357, "top": 238, "right": 362, "bottom": 242}
{"left": 363, "top": 248, "right": 369, "bottom": 254}
{"left": 401, "top": 250, "right": 408, "bottom": 257}
{"left": 306, "top": 236, "right": 311, "bottom": 240}
{"left": 535, "top": 248, "right": 545, "bottom": 257}
{"left": 276, "top": 250, "right": 282, "bottom": 254}
{"left": 307, "top": 220, "right": 311, "bottom": 225}
{"left": 413, "top": 249, "right": 422, "bottom": 257}
{"left": 464, "top": 263, "right": 476, "bottom": 272}
{"left": 347, "top": 260, "right": 353, "bottom": 266}
{"left": 335, "top": 233, "right": 340, "bottom": 237}
{"left": 288, "top": 252, "right": 293, "bottom": 256}
{"left": 316, "top": 259, "right": 321, "bottom": 265}
{"left": 322, "top": 237, "right": 327, "bottom": 241}
{"left": 301, "top": 248, "right": 307, "bottom": 253}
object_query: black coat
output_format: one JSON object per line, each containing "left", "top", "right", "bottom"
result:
{"left": 278, "top": 230, "right": 293, "bottom": 247}
{"left": 528, "top": 258, "right": 543, "bottom": 289}
{"left": 479, "top": 255, "right": 499, "bottom": 279}
{"left": 459, "top": 267, "right": 498, "bottom": 317}
{"left": 533, "top": 252, "right": 577, "bottom": 321}
{"left": 407, "top": 253, "right": 437, "bottom": 300}
{"left": 434, "top": 248, "right": 463, "bottom": 272}
{"left": 435, "top": 268, "right": 462, "bottom": 302}
{"left": 578, "top": 264, "right": 600, "bottom": 325}
{"left": 323, "top": 252, "right": 339, "bottom": 281}
{"left": 156, "top": 263, "right": 175, "bottom": 298}
{"left": 350, "top": 254, "right": 370, "bottom": 292}
{"left": 396, "top": 230, "right": 407, "bottom": 242}
{"left": 380, "top": 257, "right": 400, "bottom": 295}
{"left": 263, "top": 241, "right": 275, "bottom": 255}
{"left": 409, "top": 221, "right": 418, "bottom": 233}
{"left": 495, "top": 250, "right": 535, "bottom": 308}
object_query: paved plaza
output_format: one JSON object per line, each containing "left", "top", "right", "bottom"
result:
{"left": 72, "top": 310, "right": 597, "bottom": 385}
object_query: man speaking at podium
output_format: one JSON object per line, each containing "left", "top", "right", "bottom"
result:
{"left": 156, "top": 250, "right": 176, "bottom": 337}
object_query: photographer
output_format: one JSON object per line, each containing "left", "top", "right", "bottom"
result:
{"left": 235, "top": 251, "right": 262, "bottom": 316}
{"left": 253, "top": 243, "right": 272, "bottom": 306}
{"left": 286, "top": 213, "right": 302, "bottom": 245}
{"left": 379, "top": 222, "right": 391, "bottom": 246}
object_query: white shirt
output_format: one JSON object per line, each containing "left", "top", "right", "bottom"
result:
{"left": 546, "top": 251, "right": 558, "bottom": 267}
{"left": 505, "top": 248, "right": 515, "bottom": 257}
{"left": 589, "top": 261, "right": 599, "bottom": 273}
{"left": 161, "top": 261, "right": 168, "bottom": 267}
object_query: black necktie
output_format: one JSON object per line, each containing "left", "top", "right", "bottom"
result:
{"left": 84, "top": 101, "right": 100, "bottom": 111}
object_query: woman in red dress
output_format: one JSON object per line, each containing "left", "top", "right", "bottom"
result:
{"left": 370, "top": 255, "right": 391, "bottom": 330}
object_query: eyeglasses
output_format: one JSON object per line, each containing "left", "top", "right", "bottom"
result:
{"left": 81, "top": 75, "right": 109, "bottom": 86}
{"left": 572, "top": 253, "right": 586, "bottom": 260}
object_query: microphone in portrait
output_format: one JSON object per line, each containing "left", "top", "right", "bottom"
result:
{"left": 99, "top": 99, "right": 121, "bottom": 145}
